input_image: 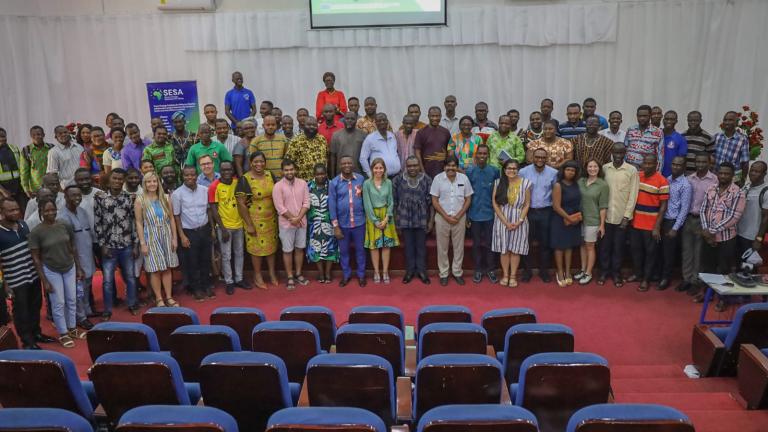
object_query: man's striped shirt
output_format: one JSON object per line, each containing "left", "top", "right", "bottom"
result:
{"left": 632, "top": 171, "right": 669, "bottom": 231}
{"left": 0, "top": 221, "right": 39, "bottom": 289}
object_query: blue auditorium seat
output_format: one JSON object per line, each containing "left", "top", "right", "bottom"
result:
{"left": 87, "top": 322, "right": 160, "bottom": 362}
{"left": 0, "top": 408, "right": 93, "bottom": 432}
{"left": 348, "top": 305, "right": 405, "bottom": 334}
{"left": 336, "top": 323, "right": 405, "bottom": 376}
{"left": 88, "top": 351, "right": 199, "bottom": 424}
{"left": 280, "top": 306, "right": 336, "bottom": 351}
{"left": 417, "top": 404, "right": 539, "bottom": 432}
{"left": 169, "top": 324, "right": 241, "bottom": 382}
{"left": 0, "top": 350, "right": 95, "bottom": 420}
{"left": 415, "top": 353, "right": 505, "bottom": 420}
{"left": 267, "top": 407, "right": 387, "bottom": 432}
{"left": 210, "top": 306, "right": 266, "bottom": 350}
{"left": 566, "top": 403, "right": 694, "bottom": 432}
{"left": 417, "top": 305, "right": 472, "bottom": 337}
{"left": 418, "top": 322, "right": 488, "bottom": 361}
{"left": 500, "top": 323, "right": 575, "bottom": 383}
{"left": 481, "top": 307, "right": 537, "bottom": 352}
{"left": 116, "top": 405, "right": 238, "bottom": 432}
{"left": 513, "top": 352, "right": 610, "bottom": 432}
{"left": 252, "top": 320, "right": 322, "bottom": 383}
{"left": 142, "top": 306, "right": 200, "bottom": 350}
{"left": 737, "top": 344, "right": 768, "bottom": 409}
{"left": 200, "top": 351, "right": 295, "bottom": 432}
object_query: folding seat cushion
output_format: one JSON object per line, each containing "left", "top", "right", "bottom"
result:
{"left": 210, "top": 306, "right": 266, "bottom": 350}
{"left": 169, "top": 324, "right": 241, "bottom": 382}
{"left": 514, "top": 352, "right": 610, "bottom": 432}
{"left": 0, "top": 408, "right": 93, "bottom": 432}
{"left": 142, "top": 306, "right": 200, "bottom": 350}
{"left": 267, "top": 407, "right": 387, "bottom": 432}
{"left": 306, "top": 353, "right": 395, "bottom": 425}
{"left": 501, "top": 323, "right": 574, "bottom": 383}
{"left": 417, "top": 305, "right": 472, "bottom": 337}
{"left": 481, "top": 308, "right": 537, "bottom": 352}
{"left": 693, "top": 302, "right": 768, "bottom": 376}
{"left": 566, "top": 403, "right": 694, "bottom": 432}
{"left": 200, "top": 351, "right": 295, "bottom": 432}
{"left": 418, "top": 322, "right": 488, "bottom": 361}
{"left": 417, "top": 404, "right": 539, "bottom": 432}
{"left": 335, "top": 323, "right": 405, "bottom": 376}
{"left": 349, "top": 306, "right": 405, "bottom": 334}
{"left": 0, "top": 350, "right": 95, "bottom": 420}
{"left": 415, "top": 354, "right": 504, "bottom": 420}
{"left": 252, "top": 321, "right": 322, "bottom": 383}
{"left": 280, "top": 306, "right": 336, "bottom": 351}
{"left": 116, "top": 405, "right": 238, "bottom": 432}
{"left": 88, "top": 351, "right": 199, "bottom": 425}
{"left": 87, "top": 322, "right": 160, "bottom": 362}
{"left": 737, "top": 344, "right": 768, "bottom": 409}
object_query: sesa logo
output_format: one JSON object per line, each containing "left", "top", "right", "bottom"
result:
{"left": 163, "top": 88, "right": 185, "bottom": 97}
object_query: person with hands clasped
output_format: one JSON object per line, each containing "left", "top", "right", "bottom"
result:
{"left": 491, "top": 159, "right": 531, "bottom": 287}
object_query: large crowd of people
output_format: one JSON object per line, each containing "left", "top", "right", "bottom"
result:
{"left": 0, "top": 70, "right": 762, "bottom": 351}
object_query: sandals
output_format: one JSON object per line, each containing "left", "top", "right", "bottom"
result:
{"left": 287, "top": 277, "right": 296, "bottom": 291}
{"left": 383, "top": 273, "right": 391, "bottom": 285}
{"left": 166, "top": 298, "right": 179, "bottom": 307}
{"left": 508, "top": 278, "right": 518, "bottom": 288}
{"left": 68, "top": 328, "right": 87, "bottom": 340}
{"left": 156, "top": 299, "right": 167, "bottom": 307}
{"left": 58, "top": 335, "right": 75, "bottom": 348}
{"left": 373, "top": 273, "right": 381, "bottom": 284}
{"left": 295, "top": 274, "right": 310, "bottom": 286}
{"left": 500, "top": 277, "right": 510, "bottom": 286}
{"left": 254, "top": 276, "right": 268, "bottom": 290}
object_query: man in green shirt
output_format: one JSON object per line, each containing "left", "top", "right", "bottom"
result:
{"left": 20, "top": 125, "right": 54, "bottom": 198}
{"left": 185, "top": 124, "right": 232, "bottom": 174}
{"left": 486, "top": 115, "right": 525, "bottom": 168}
{"left": 142, "top": 126, "right": 178, "bottom": 178}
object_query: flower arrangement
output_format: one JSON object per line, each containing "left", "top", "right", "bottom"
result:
{"left": 65, "top": 122, "right": 83, "bottom": 139}
{"left": 738, "top": 105, "right": 764, "bottom": 160}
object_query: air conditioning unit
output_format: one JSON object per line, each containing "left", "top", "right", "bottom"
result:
{"left": 158, "top": 0, "right": 217, "bottom": 12}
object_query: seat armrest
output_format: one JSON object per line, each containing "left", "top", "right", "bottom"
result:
{"left": 486, "top": 345, "right": 497, "bottom": 359}
{"left": 298, "top": 377, "right": 310, "bottom": 407}
{"left": 392, "top": 425, "right": 410, "bottom": 432}
{"left": 396, "top": 376, "right": 413, "bottom": 422}
{"left": 738, "top": 344, "right": 768, "bottom": 409}
{"left": 500, "top": 378, "right": 512, "bottom": 405}
{"left": 691, "top": 324, "right": 726, "bottom": 377}
{"left": 405, "top": 345, "right": 417, "bottom": 378}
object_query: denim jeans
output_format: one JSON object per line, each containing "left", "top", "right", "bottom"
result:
{"left": 44, "top": 264, "right": 77, "bottom": 335}
{"left": 76, "top": 276, "right": 93, "bottom": 322}
{"left": 102, "top": 246, "right": 138, "bottom": 313}
{"left": 218, "top": 227, "right": 244, "bottom": 284}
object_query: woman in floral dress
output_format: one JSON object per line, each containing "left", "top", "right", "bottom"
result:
{"left": 306, "top": 163, "right": 339, "bottom": 283}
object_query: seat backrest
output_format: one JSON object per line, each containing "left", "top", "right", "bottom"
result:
{"left": 0, "top": 408, "right": 94, "bottom": 432}
{"left": 169, "top": 325, "right": 241, "bottom": 382}
{"left": 503, "top": 323, "right": 575, "bottom": 383}
{"left": 481, "top": 308, "right": 537, "bottom": 352}
{"left": 200, "top": 351, "right": 293, "bottom": 432}
{"left": 335, "top": 323, "right": 405, "bottom": 376}
{"left": 86, "top": 322, "right": 160, "bottom": 363}
{"left": 0, "top": 325, "right": 19, "bottom": 352}
{"left": 210, "top": 307, "right": 266, "bottom": 351}
{"left": 116, "top": 405, "right": 238, "bottom": 432}
{"left": 141, "top": 307, "right": 200, "bottom": 350}
{"left": 517, "top": 352, "right": 611, "bottom": 432}
{"left": 415, "top": 354, "right": 503, "bottom": 420}
{"left": 725, "top": 303, "right": 768, "bottom": 351}
{"left": 266, "top": 407, "right": 387, "bottom": 432}
{"left": 417, "top": 404, "right": 539, "bottom": 432}
{"left": 418, "top": 323, "right": 488, "bottom": 361}
{"left": 0, "top": 350, "right": 94, "bottom": 420}
{"left": 348, "top": 306, "right": 405, "bottom": 335}
{"left": 566, "top": 403, "right": 695, "bottom": 432}
{"left": 252, "top": 321, "right": 321, "bottom": 383}
{"left": 280, "top": 306, "right": 336, "bottom": 351}
{"left": 307, "top": 353, "right": 395, "bottom": 426}
{"left": 417, "top": 306, "right": 472, "bottom": 337}
{"left": 88, "top": 351, "right": 191, "bottom": 424}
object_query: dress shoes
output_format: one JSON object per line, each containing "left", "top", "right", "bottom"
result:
{"left": 418, "top": 273, "right": 431, "bottom": 284}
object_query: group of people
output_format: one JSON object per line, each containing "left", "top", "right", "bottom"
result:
{"left": 0, "top": 70, "right": 762, "bottom": 351}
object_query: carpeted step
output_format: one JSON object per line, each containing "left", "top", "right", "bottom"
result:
{"left": 614, "top": 392, "right": 741, "bottom": 411}
{"left": 611, "top": 377, "right": 737, "bottom": 394}
{"left": 611, "top": 364, "right": 685, "bottom": 379}
{"left": 684, "top": 410, "right": 768, "bottom": 432}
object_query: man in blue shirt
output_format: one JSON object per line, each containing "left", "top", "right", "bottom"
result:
{"left": 466, "top": 144, "right": 500, "bottom": 284}
{"left": 519, "top": 148, "right": 558, "bottom": 282}
{"left": 329, "top": 155, "right": 367, "bottom": 287}
{"left": 582, "top": 97, "right": 609, "bottom": 130}
{"left": 661, "top": 110, "right": 688, "bottom": 177}
{"left": 558, "top": 103, "right": 587, "bottom": 140}
{"left": 224, "top": 71, "right": 256, "bottom": 129}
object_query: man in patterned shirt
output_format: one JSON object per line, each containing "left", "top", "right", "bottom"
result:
{"left": 250, "top": 115, "right": 287, "bottom": 178}
{"left": 713, "top": 111, "right": 750, "bottom": 178}
{"left": 143, "top": 126, "right": 178, "bottom": 179}
{"left": 356, "top": 97, "right": 380, "bottom": 134}
{"left": 572, "top": 116, "right": 614, "bottom": 172}
{"left": 284, "top": 117, "right": 328, "bottom": 181}
{"left": 20, "top": 125, "right": 53, "bottom": 198}
{"left": 682, "top": 111, "right": 714, "bottom": 175}
{"left": 624, "top": 105, "right": 664, "bottom": 169}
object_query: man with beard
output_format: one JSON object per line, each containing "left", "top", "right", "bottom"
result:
{"left": 143, "top": 126, "right": 178, "bottom": 178}
{"left": 572, "top": 116, "right": 614, "bottom": 172}
{"left": 285, "top": 117, "right": 328, "bottom": 181}
{"left": 329, "top": 156, "right": 367, "bottom": 287}
{"left": 330, "top": 111, "right": 366, "bottom": 177}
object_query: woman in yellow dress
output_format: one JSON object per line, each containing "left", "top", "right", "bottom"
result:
{"left": 236, "top": 151, "right": 279, "bottom": 289}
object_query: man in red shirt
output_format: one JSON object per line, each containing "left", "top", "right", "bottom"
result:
{"left": 315, "top": 72, "right": 347, "bottom": 120}
{"left": 318, "top": 104, "right": 344, "bottom": 148}
{"left": 628, "top": 153, "right": 669, "bottom": 291}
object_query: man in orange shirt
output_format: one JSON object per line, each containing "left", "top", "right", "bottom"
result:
{"left": 315, "top": 72, "right": 347, "bottom": 121}
{"left": 318, "top": 103, "right": 344, "bottom": 147}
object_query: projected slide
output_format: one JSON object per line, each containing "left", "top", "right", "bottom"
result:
{"left": 310, "top": 0, "right": 446, "bottom": 29}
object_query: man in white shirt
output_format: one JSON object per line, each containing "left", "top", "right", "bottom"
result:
{"left": 440, "top": 95, "right": 460, "bottom": 136}
{"left": 214, "top": 118, "right": 241, "bottom": 155}
{"left": 47, "top": 125, "right": 84, "bottom": 187}
{"left": 599, "top": 111, "right": 626, "bottom": 144}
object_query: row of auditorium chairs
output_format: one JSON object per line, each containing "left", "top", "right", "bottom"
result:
{"left": 0, "top": 404, "right": 696, "bottom": 432}
{"left": 0, "top": 349, "right": 611, "bottom": 432}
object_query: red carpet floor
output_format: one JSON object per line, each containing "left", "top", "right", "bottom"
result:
{"left": 18, "top": 275, "right": 768, "bottom": 431}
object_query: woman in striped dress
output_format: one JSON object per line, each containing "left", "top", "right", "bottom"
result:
{"left": 134, "top": 171, "right": 179, "bottom": 307}
{"left": 491, "top": 159, "right": 531, "bottom": 287}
